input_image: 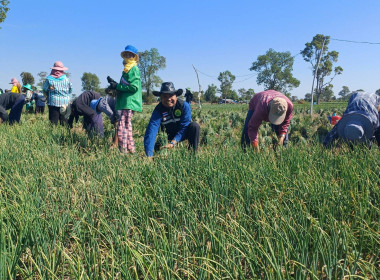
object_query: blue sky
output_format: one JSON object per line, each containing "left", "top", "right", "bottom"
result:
{"left": 1, "top": 0, "right": 379, "bottom": 98}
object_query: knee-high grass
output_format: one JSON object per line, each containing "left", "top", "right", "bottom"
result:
{"left": 0, "top": 104, "right": 378, "bottom": 279}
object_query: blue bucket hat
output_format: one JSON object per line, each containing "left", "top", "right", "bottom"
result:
{"left": 90, "top": 99, "right": 101, "bottom": 114}
{"left": 121, "top": 45, "right": 138, "bottom": 59}
{"left": 337, "top": 113, "right": 373, "bottom": 142}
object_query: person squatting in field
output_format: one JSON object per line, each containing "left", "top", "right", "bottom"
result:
{"left": 107, "top": 45, "right": 142, "bottom": 154}
{"left": 43, "top": 61, "right": 72, "bottom": 126}
{"left": 324, "top": 91, "right": 380, "bottom": 148}
{"left": 0, "top": 85, "right": 33, "bottom": 124}
{"left": 144, "top": 82, "right": 200, "bottom": 157}
{"left": 241, "top": 90, "right": 293, "bottom": 152}
{"left": 65, "top": 90, "right": 119, "bottom": 137}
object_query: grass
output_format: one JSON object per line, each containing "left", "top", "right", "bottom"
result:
{"left": 0, "top": 103, "right": 378, "bottom": 279}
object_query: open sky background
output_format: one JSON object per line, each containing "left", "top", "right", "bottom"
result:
{"left": 1, "top": 0, "right": 380, "bottom": 98}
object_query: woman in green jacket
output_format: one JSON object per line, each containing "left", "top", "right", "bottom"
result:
{"left": 107, "top": 45, "right": 142, "bottom": 154}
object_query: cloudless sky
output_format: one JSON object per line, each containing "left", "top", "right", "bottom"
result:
{"left": 1, "top": 0, "right": 380, "bottom": 98}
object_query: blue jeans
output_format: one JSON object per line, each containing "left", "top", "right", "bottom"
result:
{"left": 241, "top": 109, "right": 289, "bottom": 149}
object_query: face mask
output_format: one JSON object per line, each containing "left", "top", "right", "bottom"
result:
{"left": 25, "top": 90, "right": 33, "bottom": 101}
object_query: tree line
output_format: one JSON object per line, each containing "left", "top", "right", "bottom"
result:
{"left": 5, "top": 32, "right": 380, "bottom": 103}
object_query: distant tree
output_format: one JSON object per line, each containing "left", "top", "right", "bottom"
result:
{"left": 192, "top": 91, "right": 205, "bottom": 103}
{"left": 81, "top": 72, "right": 100, "bottom": 91}
{"left": 0, "top": 1, "right": 10, "bottom": 28}
{"left": 218, "top": 71, "right": 235, "bottom": 100}
{"left": 204, "top": 84, "right": 218, "bottom": 102}
{"left": 20, "top": 72, "right": 35, "bottom": 85}
{"left": 319, "top": 84, "right": 335, "bottom": 102}
{"left": 249, "top": 48, "right": 300, "bottom": 95}
{"left": 338, "top": 86, "right": 350, "bottom": 100}
{"left": 301, "top": 34, "right": 343, "bottom": 104}
{"left": 375, "top": 89, "right": 380, "bottom": 96}
{"left": 37, "top": 71, "right": 47, "bottom": 88}
{"left": 139, "top": 48, "right": 166, "bottom": 99}
{"left": 291, "top": 96, "right": 299, "bottom": 102}
{"left": 238, "top": 88, "right": 255, "bottom": 101}
{"left": 226, "top": 89, "right": 238, "bottom": 100}
{"left": 304, "top": 93, "right": 312, "bottom": 102}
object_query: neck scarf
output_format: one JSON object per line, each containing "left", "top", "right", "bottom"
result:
{"left": 50, "top": 69, "right": 65, "bottom": 78}
{"left": 123, "top": 56, "right": 138, "bottom": 73}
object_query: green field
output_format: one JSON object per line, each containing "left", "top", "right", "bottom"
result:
{"left": 0, "top": 103, "right": 379, "bottom": 279}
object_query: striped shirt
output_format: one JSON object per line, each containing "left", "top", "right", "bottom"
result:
{"left": 43, "top": 75, "right": 72, "bottom": 107}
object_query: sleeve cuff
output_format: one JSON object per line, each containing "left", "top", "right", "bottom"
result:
{"left": 251, "top": 140, "right": 259, "bottom": 148}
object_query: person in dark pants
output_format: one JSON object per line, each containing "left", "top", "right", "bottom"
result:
{"left": 324, "top": 91, "right": 380, "bottom": 148}
{"left": 66, "top": 90, "right": 104, "bottom": 137}
{"left": 0, "top": 92, "right": 27, "bottom": 125}
{"left": 241, "top": 90, "right": 293, "bottom": 152}
{"left": 31, "top": 89, "right": 46, "bottom": 114}
{"left": 43, "top": 61, "right": 72, "bottom": 125}
{"left": 144, "top": 82, "right": 200, "bottom": 157}
{"left": 66, "top": 90, "right": 119, "bottom": 137}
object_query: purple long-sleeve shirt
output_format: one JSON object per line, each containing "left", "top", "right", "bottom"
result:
{"left": 248, "top": 90, "right": 293, "bottom": 142}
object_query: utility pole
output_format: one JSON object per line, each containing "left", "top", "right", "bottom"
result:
{"left": 310, "top": 37, "right": 326, "bottom": 116}
{"left": 192, "top": 65, "right": 202, "bottom": 109}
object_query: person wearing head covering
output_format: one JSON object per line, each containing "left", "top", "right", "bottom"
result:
{"left": 0, "top": 91, "right": 29, "bottom": 125}
{"left": 9, "top": 78, "right": 22, "bottom": 94}
{"left": 31, "top": 87, "right": 46, "bottom": 114}
{"left": 144, "top": 82, "right": 200, "bottom": 157}
{"left": 184, "top": 88, "right": 194, "bottom": 103}
{"left": 324, "top": 91, "right": 380, "bottom": 148}
{"left": 65, "top": 90, "right": 119, "bottom": 137}
{"left": 241, "top": 90, "right": 293, "bottom": 152}
{"left": 43, "top": 61, "right": 72, "bottom": 125}
{"left": 106, "top": 45, "right": 142, "bottom": 154}
{"left": 22, "top": 84, "right": 35, "bottom": 113}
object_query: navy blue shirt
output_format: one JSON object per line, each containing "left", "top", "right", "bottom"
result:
{"left": 31, "top": 92, "right": 46, "bottom": 107}
{"left": 144, "top": 99, "right": 192, "bottom": 156}
{"left": 324, "top": 92, "right": 380, "bottom": 146}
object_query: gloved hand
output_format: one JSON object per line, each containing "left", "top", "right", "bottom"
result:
{"left": 109, "top": 81, "right": 118, "bottom": 90}
{"left": 107, "top": 76, "right": 116, "bottom": 84}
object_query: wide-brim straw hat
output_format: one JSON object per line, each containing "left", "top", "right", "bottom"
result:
{"left": 51, "top": 61, "right": 68, "bottom": 71}
{"left": 268, "top": 97, "right": 288, "bottom": 125}
{"left": 153, "top": 82, "right": 183, "bottom": 97}
{"left": 337, "top": 113, "right": 373, "bottom": 141}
